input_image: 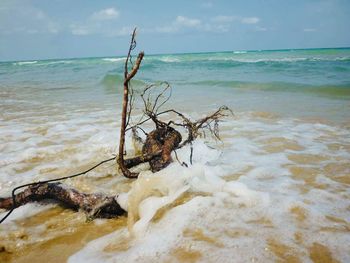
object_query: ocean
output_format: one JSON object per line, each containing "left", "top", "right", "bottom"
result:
{"left": 0, "top": 48, "right": 350, "bottom": 262}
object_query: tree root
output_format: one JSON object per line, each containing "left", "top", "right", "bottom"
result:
{"left": 142, "top": 126, "right": 182, "bottom": 172}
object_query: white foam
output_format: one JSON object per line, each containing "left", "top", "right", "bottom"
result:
{"left": 13, "top": 61, "right": 38, "bottom": 66}
{"left": 158, "top": 57, "right": 180, "bottom": 63}
{"left": 87, "top": 116, "right": 347, "bottom": 261}
{"left": 1, "top": 104, "right": 349, "bottom": 262}
{"left": 102, "top": 57, "right": 125, "bottom": 62}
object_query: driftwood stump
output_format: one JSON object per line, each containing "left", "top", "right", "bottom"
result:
{"left": 142, "top": 127, "right": 182, "bottom": 172}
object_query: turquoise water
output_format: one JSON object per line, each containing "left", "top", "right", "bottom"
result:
{"left": 1, "top": 48, "right": 350, "bottom": 122}
{"left": 2, "top": 48, "right": 350, "bottom": 85}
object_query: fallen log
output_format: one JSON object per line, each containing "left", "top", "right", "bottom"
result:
{"left": 0, "top": 183, "right": 125, "bottom": 219}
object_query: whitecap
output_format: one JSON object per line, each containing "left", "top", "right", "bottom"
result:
{"left": 13, "top": 61, "right": 38, "bottom": 66}
{"left": 102, "top": 57, "right": 125, "bottom": 62}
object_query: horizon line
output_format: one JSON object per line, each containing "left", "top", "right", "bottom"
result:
{"left": 1, "top": 46, "right": 349, "bottom": 63}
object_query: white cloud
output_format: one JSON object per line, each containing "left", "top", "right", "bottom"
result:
{"left": 91, "top": 8, "right": 119, "bottom": 20}
{"left": 70, "top": 24, "right": 136, "bottom": 37}
{"left": 69, "top": 7, "right": 121, "bottom": 36}
{"left": 70, "top": 24, "right": 90, "bottom": 35}
{"left": 153, "top": 14, "right": 260, "bottom": 35}
{"left": 303, "top": 28, "right": 316, "bottom": 32}
{"left": 155, "top": 25, "right": 176, "bottom": 33}
{"left": 175, "top": 16, "right": 201, "bottom": 27}
{"left": 107, "top": 26, "right": 135, "bottom": 37}
{"left": 0, "top": 4, "right": 61, "bottom": 35}
{"left": 155, "top": 16, "right": 201, "bottom": 33}
{"left": 211, "top": 15, "right": 261, "bottom": 26}
{"left": 241, "top": 17, "right": 260, "bottom": 24}
{"left": 209, "top": 24, "right": 230, "bottom": 33}
{"left": 211, "top": 15, "right": 235, "bottom": 23}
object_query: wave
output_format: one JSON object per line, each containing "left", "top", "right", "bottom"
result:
{"left": 32, "top": 60, "right": 75, "bottom": 67}
{"left": 13, "top": 61, "right": 38, "bottom": 66}
{"left": 101, "top": 72, "right": 124, "bottom": 86}
{"left": 190, "top": 80, "right": 350, "bottom": 97}
{"left": 157, "top": 57, "right": 180, "bottom": 63}
{"left": 100, "top": 72, "right": 146, "bottom": 92}
{"left": 8, "top": 53, "right": 350, "bottom": 69}
{"left": 145, "top": 55, "right": 350, "bottom": 64}
{"left": 206, "top": 56, "right": 350, "bottom": 63}
{"left": 43, "top": 60, "right": 73, "bottom": 65}
{"left": 102, "top": 58, "right": 125, "bottom": 62}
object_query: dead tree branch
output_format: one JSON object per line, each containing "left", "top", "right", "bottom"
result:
{"left": 117, "top": 28, "right": 144, "bottom": 179}
{"left": 0, "top": 29, "right": 233, "bottom": 225}
{"left": 0, "top": 183, "right": 125, "bottom": 220}
{"left": 122, "top": 106, "right": 232, "bottom": 170}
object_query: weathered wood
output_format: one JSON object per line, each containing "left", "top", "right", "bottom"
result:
{"left": 0, "top": 183, "right": 125, "bottom": 219}
{"left": 117, "top": 28, "right": 144, "bottom": 179}
{"left": 142, "top": 127, "right": 182, "bottom": 172}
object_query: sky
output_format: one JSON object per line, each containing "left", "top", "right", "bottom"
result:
{"left": 0, "top": 0, "right": 349, "bottom": 61}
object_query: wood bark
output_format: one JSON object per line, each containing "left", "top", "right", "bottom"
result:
{"left": 0, "top": 183, "right": 125, "bottom": 219}
{"left": 142, "top": 127, "right": 182, "bottom": 172}
{"left": 117, "top": 28, "right": 144, "bottom": 179}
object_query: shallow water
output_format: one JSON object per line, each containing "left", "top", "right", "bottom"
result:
{"left": 0, "top": 48, "right": 350, "bottom": 262}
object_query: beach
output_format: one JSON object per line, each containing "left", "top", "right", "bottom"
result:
{"left": 0, "top": 48, "right": 350, "bottom": 262}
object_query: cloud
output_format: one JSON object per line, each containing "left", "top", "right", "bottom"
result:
{"left": 156, "top": 16, "right": 201, "bottom": 33}
{"left": 0, "top": 4, "right": 60, "bottom": 35}
{"left": 174, "top": 16, "right": 201, "bottom": 27}
{"left": 70, "top": 24, "right": 136, "bottom": 37}
{"left": 70, "top": 24, "right": 90, "bottom": 36}
{"left": 153, "top": 14, "right": 261, "bottom": 35}
{"left": 241, "top": 17, "right": 260, "bottom": 24}
{"left": 155, "top": 25, "right": 177, "bottom": 33}
{"left": 155, "top": 14, "right": 261, "bottom": 35}
{"left": 69, "top": 7, "right": 121, "bottom": 36}
{"left": 91, "top": 8, "right": 119, "bottom": 20}
{"left": 211, "top": 15, "right": 235, "bottom": 23}
{"left": 207, "top": 24, "right": 230, "bottom": 33}
{"left": 211, "top": 15, "right": 260, "bottom": 25}
{"left": 106, "top": 26, "right": 136, "bottom": 37}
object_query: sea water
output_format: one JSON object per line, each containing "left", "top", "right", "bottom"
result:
{"left": 0, "top": 48, "right": 349, "bottom": 262}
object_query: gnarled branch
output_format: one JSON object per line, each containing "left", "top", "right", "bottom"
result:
{"left": 0, "top": 183, "right": 125, "bottom": 219}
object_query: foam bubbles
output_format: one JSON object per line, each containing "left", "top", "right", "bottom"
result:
{"left": 1, "top": 105, "right": 349, "bottom": 262}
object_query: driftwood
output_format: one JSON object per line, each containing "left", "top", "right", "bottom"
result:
{"left": 0, "top": 28, "right": 232, "bottom": 223}
{"left": 117, "top": 28, "right": 144, "bottom": 179}
{"left": 0, "top": 183, "right": 125, "bottom": 219}
{"left": 142, "top": 127, "right": 182, "bottom": 172}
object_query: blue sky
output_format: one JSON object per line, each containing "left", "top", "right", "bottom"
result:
{"left": 0, "top": 0, "right": 349, "bottom": 61}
